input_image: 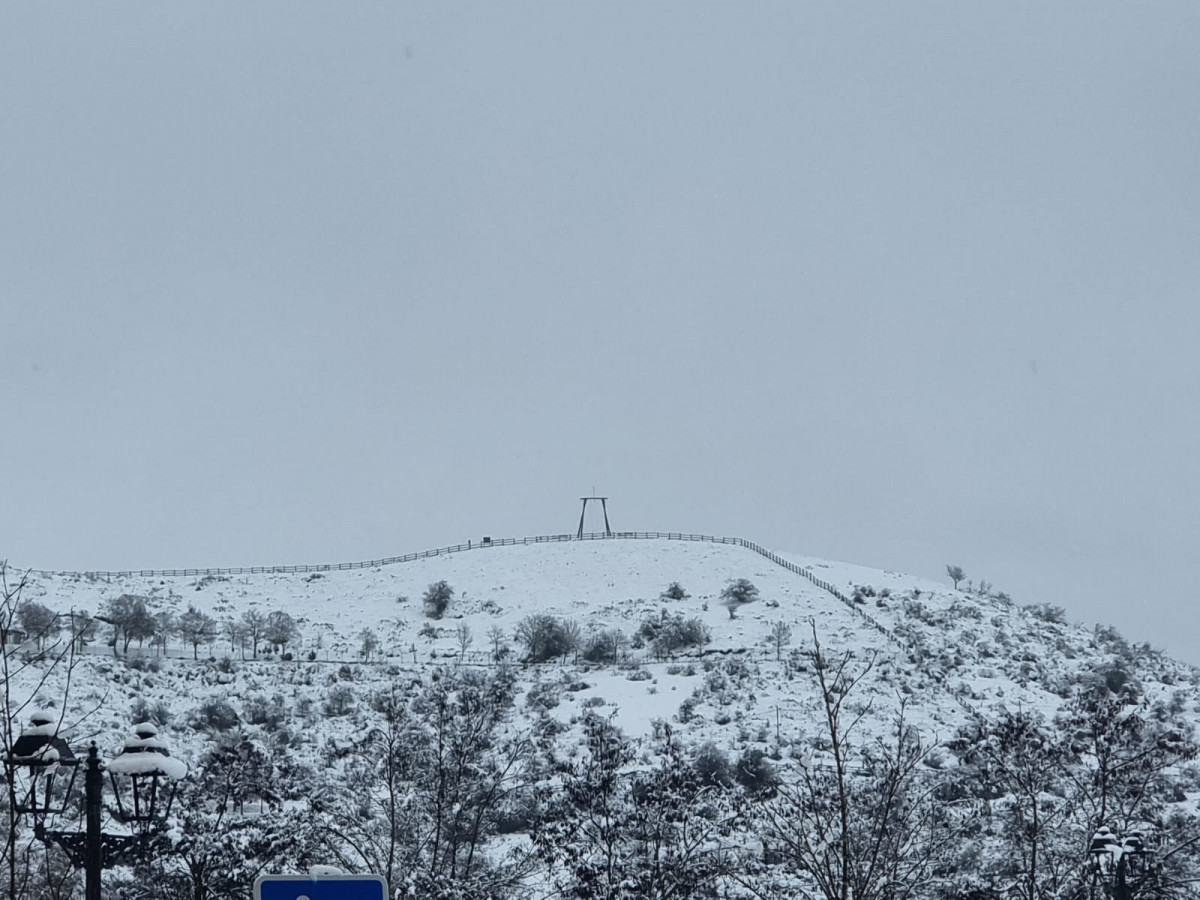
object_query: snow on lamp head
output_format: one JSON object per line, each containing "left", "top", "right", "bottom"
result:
{"left": 107, "top": 721, "right": 187, "bottom": 824}
{"left": 1087, "top": 825, "right": 1156, "bottom": 885}
{"left": 2, "top": 711, "right": 79, "bottom": 817}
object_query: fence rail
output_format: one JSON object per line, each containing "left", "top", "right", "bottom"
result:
{"left": 27, "top": 532, "right": 740, "bottom": 579}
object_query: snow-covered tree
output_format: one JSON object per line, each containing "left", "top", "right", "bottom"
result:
{"left": 749, "top": 623, "right": 958, "bottom": 900}
{"left": 945, "top": 565, "right": 966, "bottom": 590}
{"left": 423, "top": 580, "right": 454, "bottom": 619}
{"left": 241, "top": 609, "right": 266, "bottom": 659}
{"left": 358, "top": 628, "right": 380, "bottom": 661}
{"left": 15, "top": 602, "right": 57, "bottom": 651}
{"left": 320, "top": 670, "right": 535, "bottom": 899}
{"left": 535, "top": 714, "right": 733, "bottom": 900}
{"left": 949, "top": 709, "right": 1081, "bottom": 900}
{"left": 102, "top": 594, "right": 156, "bottom": 655}
{"left": 720, "top": 579, "right": 759, "bottom": 619}
{"left": 263, "top": 611, "right": 299, "bottom": 656}
{"left": 177, "top": 606, "right": 218, "bottom": 660}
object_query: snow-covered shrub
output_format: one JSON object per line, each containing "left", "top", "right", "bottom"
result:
{"left": 660, "top": 581, "right": 690, "bottom": 601}
{"left": 130, "top": 697, "right": 172, "bottom": 726}
{"left": 677, "top": 696, "right": 700, "bottom": 723}
{"left": 243, "top": 692, "right": 288, "bottom": 729}
{"left": 582, "top": 628, "right": 626, "bottom": 664}
{"left": 720, "top": 578, "right": 759, "bottom": 619}
{"left": 422, "top": 580, "right": 454, "bottom": 619}
{"left": 191, "top": 699, "right": 239, "bottom": 732}
{"left": 515, "top": 614, "right": 579, "bottom": 663}
{"left": 1026, "top": 602, "right": 1067, "bottom": 624}
{"left": 734, "top": 747, "right": 778, "bottom": 797}
{"left": 692, "top": 741, "right": 734, "bottom": 787}
{"left": 323, "top": 684, "right": 357, "bottom": 717}
{"left": 525, "top": 680, "right": 560, "bottom": 711}
{"left": 638, "top": 611, "right": 711, "bottom": 658}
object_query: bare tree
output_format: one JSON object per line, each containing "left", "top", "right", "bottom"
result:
{"left": 224, "top": 617, "right": 248, "bottom": 659}
{"left": 16, "top": 603, "right": 58, "bottom": 651}
{"left": 749, "top": 621, "right": 956, "bottom": 900}
{"left": 769, "top": 621, "right": 792, "bottom": 661}
{"left": 359, "top": 628, "right": 380, "bottom": 662}
{"left": 487, "top": 625, "right": 509, "bottom": 662}
{"left": 241, "top": 609, "right": 266, "bottom": 659}
{"left": 263, "top": 611, "right": 299, "bottom": 656}
{"left": 98, "top": 594, "right": 155, "bottom": 655}
{"left": 455, "top": 623, "right": 473, "bottom": 663}
{"left": 2, "top": 565, "right": 82, "bottom": 900}
{"left": 152, "top": 611, "right": 175, "bottom": 657}
{"left": 178, "top": 606, "right": 217, "bottom": 660}
{"left": 321, "top": 673, "right": 537, "bottom": 897}
{"left": 945, "top": 565, "right": 966, "bottom": 591}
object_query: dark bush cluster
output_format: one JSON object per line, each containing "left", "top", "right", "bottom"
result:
{"left": 693, "top": 741, "right": 734, "bottom": 787}
{"left": 1026, "top": 602, "right": 1067, "bottom": 625}
{"left": 735, "top": 747, "right": 779, "bottom": 797}
{"left": 423, "top": 580, "right": 454, "bottom": 619}
{"left": 582, "top": 629, "right": 626, "bottom": 664}
{"left": 243, "top": 693, "right": 289, "bottom": 729}
{"left": 515, "top": 614, "right": 580, "bottom": 663}
{"left": 130, "top": 697, "right": 172, "bottom": 726}
{"left": 638, "top": 611, "right": 711, "bottom": 658}
{"left": 660, "top": 581, "right": 690, "bottom": 601}
{"left": 323, "top": 684, "right": 357, "bottom": 717}
{"left": 190, "top": 699, "right": 240, "bottom": 732}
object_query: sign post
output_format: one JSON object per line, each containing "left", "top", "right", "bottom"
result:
{"left": 254, "top": 874, "right": 387, "bottom": 900}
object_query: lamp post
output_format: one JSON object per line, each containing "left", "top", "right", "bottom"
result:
{"left": 1088, "top": 826, "right": 1158, "bottom": 900}
{"left": 4, "top": 713, "right": 187, "bottom": 900}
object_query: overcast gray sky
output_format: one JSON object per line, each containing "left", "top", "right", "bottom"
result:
{"left": 3, "top": 3, "right": 1198, "bottom": 660}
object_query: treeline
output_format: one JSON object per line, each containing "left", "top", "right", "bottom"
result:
{"left": 8, "top": 637, "right": 1200, "bottom": 899}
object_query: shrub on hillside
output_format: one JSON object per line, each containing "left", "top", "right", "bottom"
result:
{"left": 130, "top": 698, "right": 172, "bottom": 727}
{"left": 323, "top": 684, "right": 357, "bottom": 717}
{"left": 515, "top": 614, "right": 579, "bottom": 663}
{"left": 1026, "top": 602, "right": 1066, "bottom": 625}
{"left": 660, "top": 581, "right": 690, "bottom": 601}
{"left": 582, "top": 629, "right": 627, "bottom": 664}
{"left": 243, "top": 693, "right": 288, "bottom": 729}
{"left": 638, "top": 611, "right": 711, "bottom": 658}
{"left": 190, "top": 699, "right": 239, "bottom": 732}
{"left": 423, "top": 580, "right": 454, "bottom": 619}
{"left": 720, "top": 579, "right": 759, "bottom": 619}
{"left": 735, "top": 748, "right": 779, "bottom": 797}
{"left": 693, "top": 742, "right": 734, "bottom": 787}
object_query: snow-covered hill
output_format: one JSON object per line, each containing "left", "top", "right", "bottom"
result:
{"left": 6, "top": 535, "right": 1200, "bottom": 899}
{"left": 10, "top": 535, "right": 1196, "bottom": 764}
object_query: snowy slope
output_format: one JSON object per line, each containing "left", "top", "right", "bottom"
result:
{"left": 10, "top": 536, "right": 1197, "bottom": 768}
{"left": 8, "top": 534, "right": 1200, "bottom": 900}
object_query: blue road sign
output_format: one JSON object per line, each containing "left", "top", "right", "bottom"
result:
{"left": 254, "top": 874, "right": 387, "bottom": 900}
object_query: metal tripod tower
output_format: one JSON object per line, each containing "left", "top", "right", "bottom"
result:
{"left": 577, "top": 495, "right": 613, "bottom": 539}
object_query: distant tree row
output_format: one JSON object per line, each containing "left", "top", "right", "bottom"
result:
{"left": 95, "top": 596, "right": 301, "bottom": 660}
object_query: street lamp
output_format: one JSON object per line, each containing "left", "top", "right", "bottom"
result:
{"left": 1088, "top": 826, "right": 1159, "bottom": 900}
{"left": 4, "top": 713, "right": 187, "bottom": 900}
{"left": 5, "top": 710, "right": 80, "bottom": 820}
{"left": 107, "top": 721, "right": 187, "bottom": 824}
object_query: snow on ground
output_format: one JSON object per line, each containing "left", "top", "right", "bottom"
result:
{"left": 9, "top": 537, "right": 1198, "bottom": 778}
